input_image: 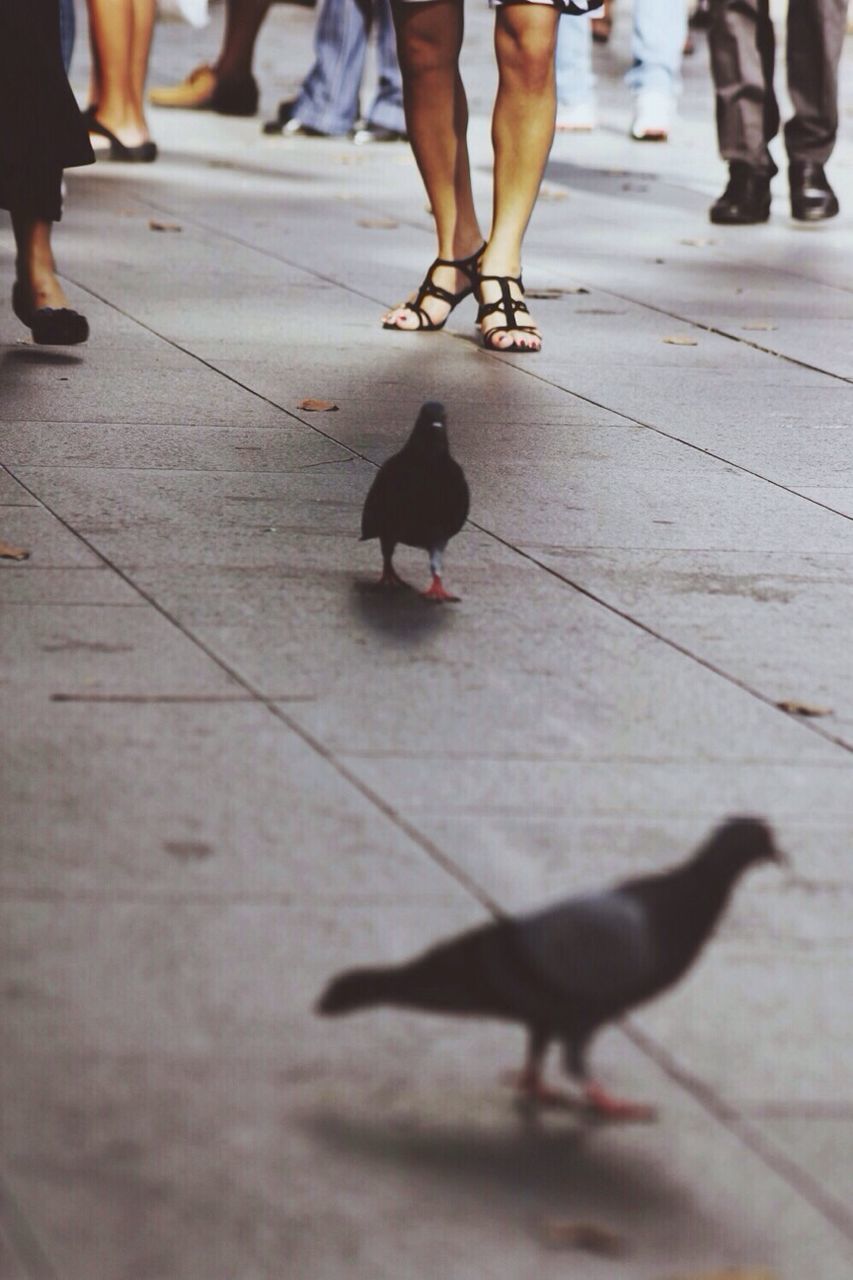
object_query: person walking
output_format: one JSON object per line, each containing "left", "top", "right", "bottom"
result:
{"left": 382, "top": 0, "right": 603, "bottom": 355}
{"left": 1, "top": 0, "right": 93, "bottom": 344}
{"left": 707, "top": 0, "right": 847, "bottom": 223}
{"left": 555, "top": 1, "right": 688, "bottom": 140}
{"left": 263, "top": 0, "right": 407, "bottom": 142}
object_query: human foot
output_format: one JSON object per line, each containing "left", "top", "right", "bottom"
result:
{"left": 382, "top": 243, "right": 485, "bottom": 332}
{"left": 476, "top": 273, "right": 541, "bottom": 353}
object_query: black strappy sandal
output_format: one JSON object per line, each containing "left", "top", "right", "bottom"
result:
{"left": 476, "top": 274, "right": 541, "bottom": 353}
{"left": 383, "top": 243, "right": 486, "bottom": 331}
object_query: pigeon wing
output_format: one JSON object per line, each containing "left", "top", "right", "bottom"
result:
{"left": 361, "top": 452, "right": 407, "bottom": 541}
{"left": 513, "top": 889, "right": 657, "bottom": 1012}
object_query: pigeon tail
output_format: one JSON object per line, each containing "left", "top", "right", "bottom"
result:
{"left": 316, "top": 966, "right": 402, "bottom": 1016}
{"left": 317, "top": 923, "right": 512, "bottom": 1020}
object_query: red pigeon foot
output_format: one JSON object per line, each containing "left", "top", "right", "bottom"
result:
{"left": 378, "top": 566, "right": 409, "bottom": 588}
{"left": 501, "top": 1069, "right": 576, "bottom": 1109}
{"left": 583, "top": 1081, "right": 657, "bottom": 1122}
{"left": 422, "top": 574, "right": 459, "bottom": 603}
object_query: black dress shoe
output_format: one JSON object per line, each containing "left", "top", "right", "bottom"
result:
{"left": 789, "top": 161, "right": 839, "bottom": 222}
{"left": 710, "top": 163, "right": 772, "bottom": 225}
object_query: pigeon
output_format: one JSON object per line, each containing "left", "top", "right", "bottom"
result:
{"left": 360, "top": 401, "right": 470, "bottom": 602}
{"left": 317, "top": 818, "right": 785, "bottom": 1118}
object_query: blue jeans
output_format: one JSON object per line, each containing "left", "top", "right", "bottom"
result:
{"left": 555, "top": 0, "right": 687, "bottom": 105}
{"left": 294, "top": 0, "right": 405, "bottom": 135}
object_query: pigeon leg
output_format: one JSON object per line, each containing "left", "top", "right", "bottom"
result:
{"left": 422, "top": 546, "right": 460, "bottom": 603}
{"left": 502, "top": 1030, "right": 573, "bottom": 1107}
{"left": 378, "top": 538, "right": 409, "bottom": 589}
{"left": 582, "top": 1080, "right": 657, "bottom": 1123}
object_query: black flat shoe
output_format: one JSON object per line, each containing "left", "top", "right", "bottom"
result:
{"left": 710, "top": 163, "right": 772, "bottom": 225}
{"left": 12, "top": 283, "right": 89, "bottom": 346}
{"left": 789, "top": 161, "right": 839, "bottom": 222}
{"left": 383, "top": 243, "right": 486, "bottom": 332}
{"left": 88, "top": 118, "right": 157, "bottom": 163}
{"left": 351, "top": 122, "right": 408, "bottom": 145}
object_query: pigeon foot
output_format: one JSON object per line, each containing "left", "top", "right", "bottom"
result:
{"left": 422, "top": 574, "right": 460, "bottom": 603}
{"left": 377, "top": 566, "right": 410, "bottom": 589}
{"left": 583, "top": 1081, "right": 657, "bottom": 1123}
{"left": 501, "top": 1069, "right": 577, "bottom": 1109}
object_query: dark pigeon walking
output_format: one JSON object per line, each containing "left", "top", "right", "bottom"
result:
{"left": 317, "top": 818, "right": 785, "bottom": 1118}
{"left": 360, "top": 401, "right": 470, "bottom": 602}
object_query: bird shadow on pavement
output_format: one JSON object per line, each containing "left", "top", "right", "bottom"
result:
{"left": 302, "top": 1104, "right": 698, "bottom": 1242}
{"left": 350, "top": 578, "right": 453, "bottom": 642}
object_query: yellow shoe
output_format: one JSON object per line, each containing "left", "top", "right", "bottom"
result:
{"left": 148, "top": 64, "right": 218, "bottom": 110}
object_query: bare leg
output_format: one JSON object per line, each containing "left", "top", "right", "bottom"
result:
{"left": 11, "top": 213, "right": 70, "bottom": 311}
{"left": 383, "top": 0, "right": 484, "bottom": 330}
{"left": 478, "top": 4, "right": 559, "bottom": 351}
{"left": 86, "top": 0, "right": 154, "bottom": 145}
{"left": 217, "top": 0, "right": 273, "bottom": 83}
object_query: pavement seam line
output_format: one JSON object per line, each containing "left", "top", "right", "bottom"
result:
{"left": 623, "top": 1022, "right": 853, "bottom": 1243}
{"left": 1, "top": 461, "right": 500, "bottom": 918}
{"left": 5, "top": 464, "right": 852, "bottom": 1240}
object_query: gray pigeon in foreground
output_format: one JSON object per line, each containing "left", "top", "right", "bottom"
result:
{"left": 318, "top": 818, "right": 784, "bottom": 1117}
{"left": 360, "top": 401, "right": 470, "bottom": 602}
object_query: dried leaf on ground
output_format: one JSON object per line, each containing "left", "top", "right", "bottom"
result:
{"left": 298, "top": 398, "right": 339, "bottom": 412}
{"left": 680, "top": 237, "right": 716, "bottom": 247}
{"left": 148, "top": 219, "right": 182, "bottom": 232}
{"left": 662, "top": 335, "right": 698, "bottom": 346}
{"left": 541, "top": 1218, "right": 627, "bottom": 1256}
{"left": 742, "top": 321, "right": 777, "bottom": 331}
{"left": 776, "top": 699, "right": 832, "bottom": 717}
{"left": 0, "top": 540, "right": 30, "bottom": 560}
{"left": 357, "top": 217, "right": 399, "bottom": 229}
{"left": 526, "top": 286, "right": 589, "bottom": 299}
{"left": 665, "top": 1269, "right": 777, "bottom": 1280}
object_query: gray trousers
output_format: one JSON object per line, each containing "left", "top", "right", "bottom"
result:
{"left": 709, "top": 0, "right": 847, "bottom": 174}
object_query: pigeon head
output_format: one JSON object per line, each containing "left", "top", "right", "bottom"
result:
{"left": 407, "top": 401, "right": 449, "bottom": 454}
{"left": 697, "top": 816, "right": 787, "bottom": 877}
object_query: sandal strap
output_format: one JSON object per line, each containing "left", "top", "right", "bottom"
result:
{"left": 476, "top": 274, "right": 530, "bottom": 326}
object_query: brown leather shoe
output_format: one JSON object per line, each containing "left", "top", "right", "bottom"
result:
{"left": 148, "top": 64, "right": 218, "bottom": 109}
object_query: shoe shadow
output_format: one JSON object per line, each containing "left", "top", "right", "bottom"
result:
{"left": 4, "top": 347, "right": 85, "bottom": 367}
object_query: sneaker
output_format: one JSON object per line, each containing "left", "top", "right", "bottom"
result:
{"left": 631, "top": 91, "right": 674, "bottom": 142}
{"left": 555, "top": 101, "right": 598, "bottom": 132}
{"left": 351, "top": 122, "right": 408, "bottom": 145}
{"left": 282, "top": 117, "right": 327, "bottom": 138}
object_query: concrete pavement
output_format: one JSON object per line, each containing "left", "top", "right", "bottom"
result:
{"left": 1, "top": 3, "right": 852, "bottom": 1277}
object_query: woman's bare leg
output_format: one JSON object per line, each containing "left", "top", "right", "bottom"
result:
{"left": 383, "top": 0, "right": 484, "bottom": 330}
{"left": 86, "top": 0, "right": 153, "bottom": 145}
{"left": 12, "top": 212, "right": 71, "bottom": 311}
{"left": 479, "top": 3, "right": 559, "bottom": 350}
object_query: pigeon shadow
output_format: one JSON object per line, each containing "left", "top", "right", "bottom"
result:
{"left": 350, "top": 577, "right": 454, "bottom": 642}
{"left": 302, "top": 1104, "right": 699, "bottom": 1239}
